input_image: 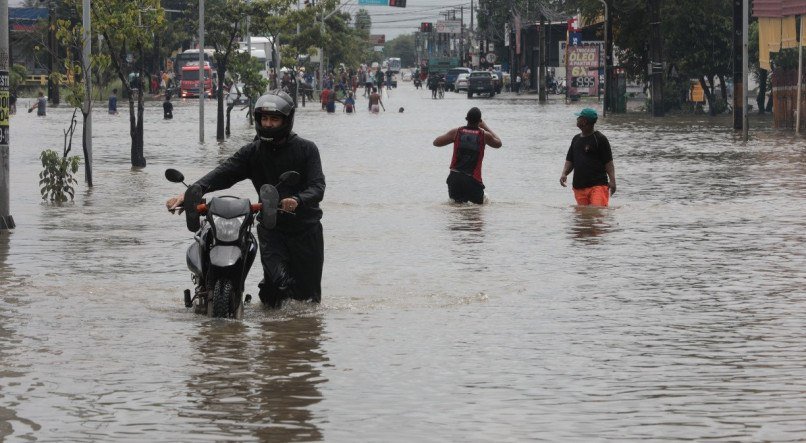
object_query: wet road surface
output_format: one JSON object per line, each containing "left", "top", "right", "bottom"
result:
{"left": 1, "top": 88, "right": 806, "bottom": 441}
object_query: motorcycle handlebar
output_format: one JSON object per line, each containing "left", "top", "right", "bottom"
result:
{"left": 195, "top": 203, "right": 263, "bottom": 215}
{"left": 194, "top": 203, "right": 293, "bottom": 216}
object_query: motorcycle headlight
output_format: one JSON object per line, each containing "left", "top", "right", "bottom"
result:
{"left": 212, "top": 215, "right": 245, "bottom": 242}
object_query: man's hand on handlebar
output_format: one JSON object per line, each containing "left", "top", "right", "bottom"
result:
{"left": 280, "top": 197, "right": 299, "bottom": 213}
{"left": 166, "top": 193, "right": 185, "bottom": 214}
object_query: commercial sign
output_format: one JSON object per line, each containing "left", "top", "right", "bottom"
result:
{"left": 559, "top": 41, "right": 605, "bottom": 66}
{"left": 435, "top": 19, "right": 461, "bottom": 34}
{"left": 369, "top": 34, "right": 386, "bottom": 45}
{"left": 567, "top": 46, "right": 599, "bottom": 96}
{"left": 358, "top": 0, "right": 387, "bottom": 5}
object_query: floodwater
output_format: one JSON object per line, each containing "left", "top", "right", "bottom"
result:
{"left": 1, "top": 88, "right": 806, "bottom": 441}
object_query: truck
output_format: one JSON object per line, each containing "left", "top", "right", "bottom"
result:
{"left": 239, "top": 37, "right": 275, "bottom": 78}
{"left": 386, "top": 57, "right": 401, "bottom": 73}
{"left": 180, "top": 62, "right": 214, "bottom": 98}
{"left": 175, "top": 49, "right": 215, "bottom": 80}
{"left": 467, "top": 71, "right": 496, "bottom": 98}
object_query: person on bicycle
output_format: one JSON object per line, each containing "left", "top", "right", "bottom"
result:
{"left": 437, "top": 74, "right": 446, "bottom": 98}
{"left": 166, "top": 90, "right": 326, "bottom": 308}
{"left": 428, "top": 74, "right": 439, "bottom": 99}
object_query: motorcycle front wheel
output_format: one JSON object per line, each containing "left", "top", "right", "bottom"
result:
{"left": 210, "top": 278, "right": 241, "bottom": 319}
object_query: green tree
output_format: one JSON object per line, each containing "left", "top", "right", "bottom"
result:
{"left": 189, "top": 0, "right": 293, "bottom": 142}
{"left": 226, "top": 52, "right": 270, "bottom": 133}
{"left": 384, "top": 34, "right": 415, "bottom": 67}
{"left": 93, "top": 0, "right": 165, "bottom": 168}
{"left": 9, "top": 65, "right": 28, "bottom": 94}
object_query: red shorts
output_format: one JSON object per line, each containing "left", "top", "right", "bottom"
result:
{"left": 573, "top": 185, "right": 610, "bottom": 207}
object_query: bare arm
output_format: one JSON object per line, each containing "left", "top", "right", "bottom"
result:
{"left": 605, "top": 160, "right": 616, "bottom": 195}
{"left": 479, "top": 121, "right": 502, "bottom": 148}
{"left": 433, "top": 128, "right": 458, "bottom": 147}
{"left": 560, "top": 160, "right": 574, "bottom": 187}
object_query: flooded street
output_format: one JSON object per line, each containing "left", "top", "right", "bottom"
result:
{"left": 2, "top": 88, "right": 806, "bottom": 441}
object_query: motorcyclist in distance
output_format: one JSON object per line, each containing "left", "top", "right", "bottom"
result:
{"left": 166, "top": 90, "right": 326, "bottom": 308}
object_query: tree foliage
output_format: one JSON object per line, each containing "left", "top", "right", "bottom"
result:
{"left": 92, "top": 0, "right": 165, "bottom": 167}
{"left": 384, "top": 34, "right": 415, "bottom": 67}
{"left": 39, "top": 110, "right": 81, "bottom": 203}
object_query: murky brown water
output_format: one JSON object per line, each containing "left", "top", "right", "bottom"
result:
{"left": 2, "top": 89, "right": 806, "bottom": 441}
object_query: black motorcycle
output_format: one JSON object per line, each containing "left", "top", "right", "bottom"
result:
{"left": 165, "top": 169, "right": 300, "bottom": 319}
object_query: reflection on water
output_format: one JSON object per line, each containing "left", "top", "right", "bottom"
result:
{"left": 446, "top": 204, "right": 486, "bottom": 272}
{"left": 182, "top": 316, "right": 327, "bottom": 441}
{"left": 569, "top": 205, "right": 614, "bottom": 242}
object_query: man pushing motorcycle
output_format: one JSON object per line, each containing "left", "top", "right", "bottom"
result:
{"left": 166, "top": 90, "right": 326, "bottom": 308}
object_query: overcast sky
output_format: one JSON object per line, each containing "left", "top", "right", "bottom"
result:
{"left": 345, "top": 0, "right": 473, "bottom": 40}
{"left": 9, "top": 0, "right": 472, "bottom": 41}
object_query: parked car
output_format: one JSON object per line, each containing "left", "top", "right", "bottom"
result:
{"left": 400, "top": 69, "right": 413, "bottom": 82}
{"left": 455, "top": 73, "right": 470, "bottom": 92}
{"left": 446, "top": 67, "right": 472, "bottom": 91}
{"left": 467, "top": 71, "right": 496, "bottom": 98}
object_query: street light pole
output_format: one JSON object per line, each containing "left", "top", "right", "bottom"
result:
{"left": 1, "top": 0, "right": 15, "bottom": 229}
{"left": 82, "top": 0, "right": 93, "bottom": 186}
{"left": 199, "top": 0, "right": 204, "bottom": 144}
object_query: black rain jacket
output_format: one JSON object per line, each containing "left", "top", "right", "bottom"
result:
{"left": 194, "top": 133, "right": 325, "bottom": 232}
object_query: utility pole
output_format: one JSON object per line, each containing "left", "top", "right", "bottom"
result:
{"left": 460, "top": 6, "right": 464, "bottom": 65}
{"left": 648, "top": 0, "right": 664, "bottom": 116}
{"left": 48, "top": 0, "right": 59, "bottom": 106}
{"left": 538, "top": 14, "right": 546, "bottom": 102}
{"left": 1, "top": 0, "right": 14, "bottom": 229}
{"left": 733, "top": 0, "right": 744, "bottom": 129}
{"left": 742, "top": 0, "right": 748, "bottom": 141}
{"left": 599, "top": 0, "right": 611, "bottom": 116}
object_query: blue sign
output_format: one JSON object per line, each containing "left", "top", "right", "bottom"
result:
{"left": 358, "top": 0, "right": 388, "bottom": 5}
{"left": 569, "top": 32, "right": 582, "bottom": 45}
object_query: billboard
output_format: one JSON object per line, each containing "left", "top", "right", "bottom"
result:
{"left": 567, "top": 46, "right": 599, "bottom": 96}
{"left": 369, "top": 34, "right": 386, "bottom": 45}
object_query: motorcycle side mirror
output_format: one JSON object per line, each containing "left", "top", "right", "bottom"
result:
{"left": 165, "top": 169, "right": 186, "bottom": 185}
{"left": 278, "top": 171, "right": 300, "bottom": 186}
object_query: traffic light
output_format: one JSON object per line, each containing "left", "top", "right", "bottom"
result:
{"left": 420, "top": 22, "right": 433, "bottom": 32}
{"left": 389, "top": 0, "right": 406, "bottom": 6}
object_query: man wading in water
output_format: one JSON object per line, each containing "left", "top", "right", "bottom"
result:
{"left": 432, "top": 107, "right": 502, "bottom": 204}
{"left": 559, "top": 108, "right": 617, "bottom": 206}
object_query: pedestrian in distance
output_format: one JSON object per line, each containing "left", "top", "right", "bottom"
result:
{"left": 166, "top": 90, "right": 326, "bottom": 309}
{"left": 325, "top": 88, "right": 338, "bottom": 114}
{"left": 108, "top": 88, "right": 119, "bottom": 115}
{"left": 560, "top": 108, "right": 617, "bottom": 207}
{"left": 163, "top": 95, "right": 173, "bottom": 119}
{"left": 28, "top": 91, "right": 46, "bottom": 116}
{"left": 320, "top": 87, "right": 331, "bottom": 111}
{"left": 343, "top": 91, "right": 356, "bottom": 114}
{"left": 432, "top": 107, "right": 502, "bottom": 204}
{"left": 368, "top": 87, "right": 384, "bottom": 114}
